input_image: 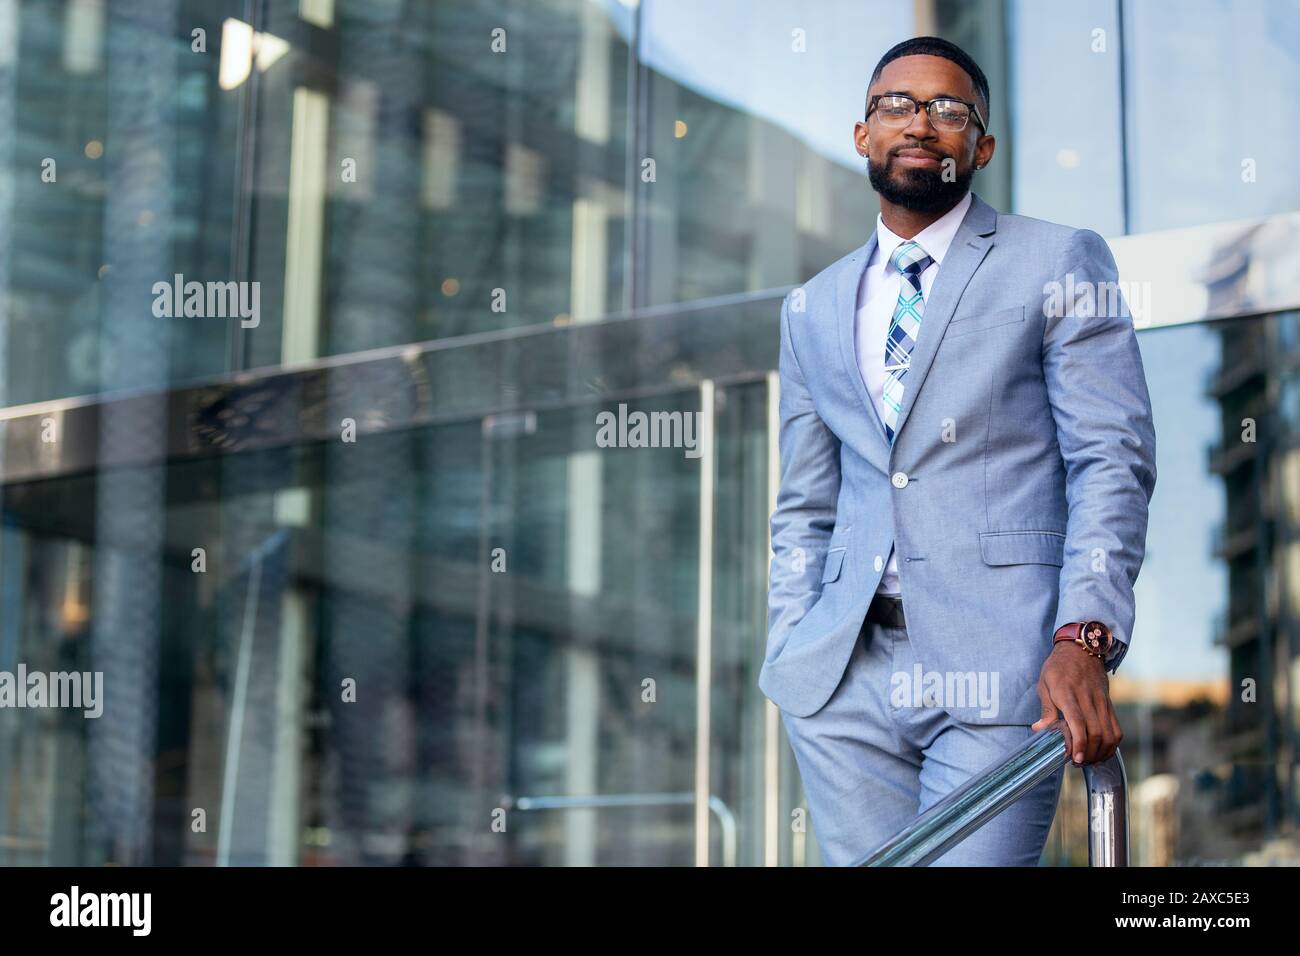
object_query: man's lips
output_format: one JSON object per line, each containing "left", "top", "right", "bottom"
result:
{"left": 891, "top": 149, "right": 944, "bottom": 168}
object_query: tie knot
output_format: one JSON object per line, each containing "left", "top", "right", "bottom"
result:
{"left": 890, "top": 240, "right": 932, "bottom": 277}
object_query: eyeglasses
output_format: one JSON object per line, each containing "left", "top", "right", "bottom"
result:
{"left": 866, "top": 94, "right": 986, "bottom": 133}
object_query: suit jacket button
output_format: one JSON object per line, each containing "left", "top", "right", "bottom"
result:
{"left": 891, "top": 471, "right": 909, "bottom": 488}
{"left": 873, "top": 555, "right": 884, "bottom": 572}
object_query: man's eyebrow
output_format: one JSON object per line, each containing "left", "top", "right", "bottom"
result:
{"left": 877, "top": 89, "right": 971, "bottom": 102}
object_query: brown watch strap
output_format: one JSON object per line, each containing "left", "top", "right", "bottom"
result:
{"left": 1053, "top": 622, "right": 1084, "bottom": 645}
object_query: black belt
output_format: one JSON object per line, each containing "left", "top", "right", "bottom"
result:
{"left": 863, "top": 593, "right": 906, "bottom": 631}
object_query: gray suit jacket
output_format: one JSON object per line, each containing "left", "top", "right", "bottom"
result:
{"left": 759, "top": 192, "right": 1157, "bottom": 725}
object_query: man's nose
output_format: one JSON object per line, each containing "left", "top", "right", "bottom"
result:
{"left": 902, "top": 107, "right": 937, "bottom": 137}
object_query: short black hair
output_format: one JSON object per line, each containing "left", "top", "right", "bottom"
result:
{"left": 867, "top": 36, "right": 990, "bottom": 126}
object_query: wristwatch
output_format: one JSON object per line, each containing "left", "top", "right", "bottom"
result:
{"left": 1053, "top": 620, "right": 1114, "bottom": 661}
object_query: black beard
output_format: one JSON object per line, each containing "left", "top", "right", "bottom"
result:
{"left": 869, "top": 154, "right": 974, "bottom": 212}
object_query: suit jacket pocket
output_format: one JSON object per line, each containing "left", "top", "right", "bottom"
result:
{"left": 946, "top": 305, "right": 1025, "bottom": 337}
{"left": 821, "top": 547, "right": 846, "bottom": 583}
{"left": 978, "top": 530, "right": 1065, "bottom": 566}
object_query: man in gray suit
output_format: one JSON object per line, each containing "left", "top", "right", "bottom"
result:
{"left": 758, "top": 36, "right": 1156, "bottom": 866}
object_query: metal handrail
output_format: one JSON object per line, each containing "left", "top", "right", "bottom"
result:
{"left": 856, "top": 723, "right": 1128, "bottom": 866}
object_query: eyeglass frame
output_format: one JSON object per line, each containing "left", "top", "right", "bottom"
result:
{"left": 866, "top": 93, "right": 987, "bottom": 134}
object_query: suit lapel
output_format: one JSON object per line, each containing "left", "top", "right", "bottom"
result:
{"left": 835, "top": 234, "right": 890, "bottom": 447}
{"left": 888, "top": 193, "right": 997, "bottom": 442}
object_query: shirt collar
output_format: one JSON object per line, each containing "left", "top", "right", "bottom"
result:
{"left": 874, "top": 191, "right": 973, "bottom": 271}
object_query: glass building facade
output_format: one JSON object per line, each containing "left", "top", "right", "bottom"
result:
{"left": 1, "top": 0, "right": 1299, "bottom": 865}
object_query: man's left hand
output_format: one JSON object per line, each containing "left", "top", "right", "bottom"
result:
{"left": 1030, "top": 642, "right": 1122, "bottom": 765}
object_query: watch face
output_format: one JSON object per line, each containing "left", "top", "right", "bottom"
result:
{"left": 1082, "top": 621, "right": 1111, "bottom": 654}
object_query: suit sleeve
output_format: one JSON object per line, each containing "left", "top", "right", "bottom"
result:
{"left": 1042, "top": 229, "right": 1157, "bottom": 674}
{"left": 767, "top": 291, "right": 842, "bottom": 651}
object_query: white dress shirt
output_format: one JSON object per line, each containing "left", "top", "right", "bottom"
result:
{"left": 854, "top": 191, "right": 972, "bottom": 596}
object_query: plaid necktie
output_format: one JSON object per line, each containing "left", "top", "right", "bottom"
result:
{"left": 882, "top": 240, "right": 934, "bottom": 442}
